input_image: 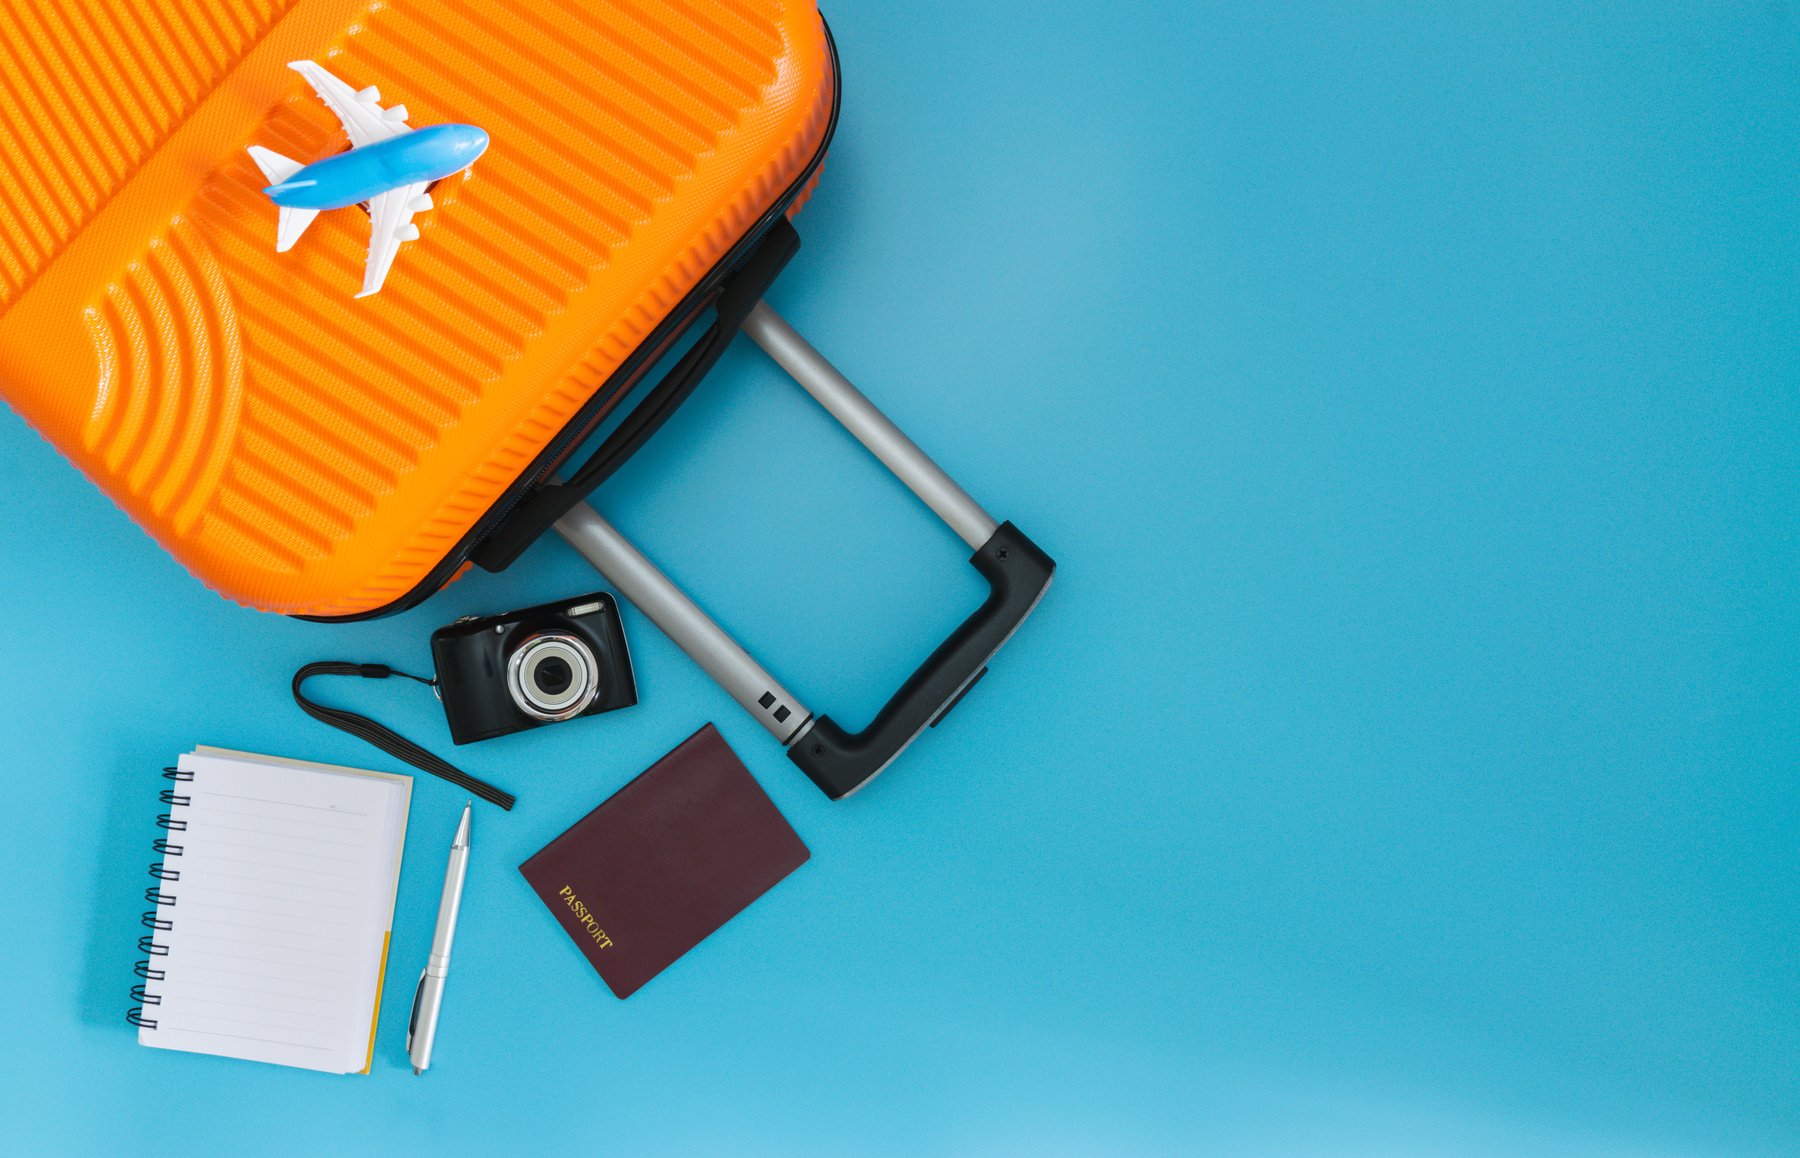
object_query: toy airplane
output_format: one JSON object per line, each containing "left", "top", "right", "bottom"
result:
{"left": 248, "top": 61, "right": 489, "bottom": 298}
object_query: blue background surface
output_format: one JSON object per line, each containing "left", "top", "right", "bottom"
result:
{"left": 2, "top": 2, "right": 1796, "bottom": 1154}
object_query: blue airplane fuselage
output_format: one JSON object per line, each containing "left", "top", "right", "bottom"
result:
{"left": 265, "top": 123, "right": 489, "bottom": 211}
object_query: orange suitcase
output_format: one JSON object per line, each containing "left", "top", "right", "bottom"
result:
{"left": 0, "top": 0, "right": 1053, "bottom": 797}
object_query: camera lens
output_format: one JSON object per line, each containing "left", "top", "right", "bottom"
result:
{"left": 535, "top": 657, "right": 573, "bottom": 696}
{"left": 506, "top": 633, "right": 601, "bottom": 722}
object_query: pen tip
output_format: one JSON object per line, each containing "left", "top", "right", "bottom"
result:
{"left": 413, "top": 1066, "right": 423, "bottom": 1075}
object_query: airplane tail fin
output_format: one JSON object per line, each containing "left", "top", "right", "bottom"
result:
{"left": 247, "top": 146, "right": 322, "bottom": 253}
{"left": 275, "top": 207, "right": 322, "bottom": 253}
{"left": 247, "top": 144, "right": 302, "bottom": 185}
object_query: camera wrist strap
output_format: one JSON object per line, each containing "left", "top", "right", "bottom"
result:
{"left": 292, "top": 662, "right": 517, "bottom": 810}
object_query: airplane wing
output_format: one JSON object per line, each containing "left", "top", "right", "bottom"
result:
{"left": 358, "top": 181, "right": 432, "bottom": 298}
{"left": 289, "top": 60, "right": 412, "bottom": 149}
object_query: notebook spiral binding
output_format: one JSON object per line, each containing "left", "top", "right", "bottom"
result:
{"left": 128, "top": 767, "right": 193, "bottom": 1030}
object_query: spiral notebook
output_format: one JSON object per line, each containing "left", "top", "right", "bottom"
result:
{"left": 132, "top": 747, "right": 411, "bottom": 1074}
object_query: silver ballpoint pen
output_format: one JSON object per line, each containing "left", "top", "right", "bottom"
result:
{"left": 407, "top": 802, "right": 470, "bottom": 1075}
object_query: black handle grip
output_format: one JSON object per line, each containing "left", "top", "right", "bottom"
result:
{"left": 789, "top": 522, "right": 1054, "bottom": 799}
{"left": 472, "top": 219, "right": 801, "bottom": 572}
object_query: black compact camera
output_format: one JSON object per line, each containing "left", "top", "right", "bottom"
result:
{"left": 431, "top": 592, "right": 638, "bottom": 745}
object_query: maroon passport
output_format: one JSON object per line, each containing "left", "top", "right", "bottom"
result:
{"left": 519, "top": 724, "right": 809, "bottom": 998}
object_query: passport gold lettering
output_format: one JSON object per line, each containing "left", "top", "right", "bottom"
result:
{"left": 557, "top": 885, "right": 613, "bottom": 949}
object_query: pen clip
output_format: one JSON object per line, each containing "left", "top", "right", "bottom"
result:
{"left": 406, "top": 969, "right": 427, "bottom": 1052}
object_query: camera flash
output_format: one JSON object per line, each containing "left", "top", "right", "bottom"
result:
{"left": 567, "top": 601, "right": 604, "bottom": 617}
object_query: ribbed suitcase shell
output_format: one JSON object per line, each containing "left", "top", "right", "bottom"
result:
{"left": 0, "top": 0, "right": 833, "bottom": 616}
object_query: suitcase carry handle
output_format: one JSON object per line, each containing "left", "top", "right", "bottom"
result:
{"left": 471, "top": 221, "right": 801, "bottom": 573}
{"left": 555, "top": 304, "right": 1055, "bottom": 799}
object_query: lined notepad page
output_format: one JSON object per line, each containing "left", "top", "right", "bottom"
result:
{"left": 139, "top": 748, "right": 410, "bottom": 1073}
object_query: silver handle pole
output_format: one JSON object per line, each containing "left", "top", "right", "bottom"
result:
{"left": 742, "top": 302, "right": 1000, "bottom": 551}
{"left": 555, "top": 503, "right": 813, "bottom": 744}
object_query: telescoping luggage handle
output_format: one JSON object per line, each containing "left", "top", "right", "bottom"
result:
{"left": 555, "top": 304, "right": 1055, "bottom": 800}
